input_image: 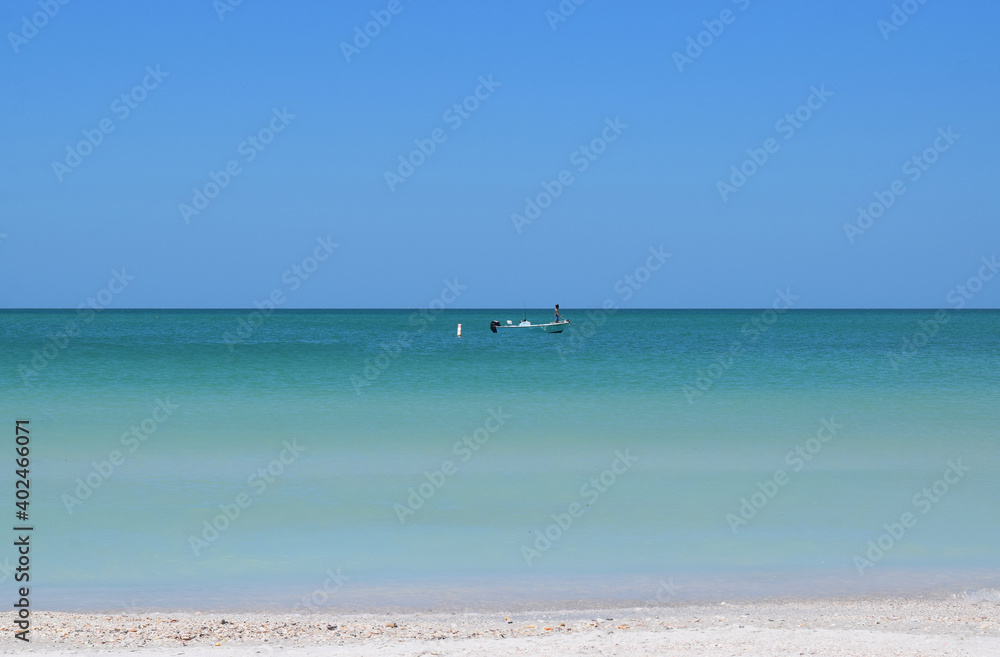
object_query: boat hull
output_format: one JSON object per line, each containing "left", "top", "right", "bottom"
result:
{"left": 491, "top": 320, "right": 570, "bottom": 333}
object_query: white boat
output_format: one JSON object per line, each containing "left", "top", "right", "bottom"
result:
{"left": 490, "top": 318, "right": 570, "bottom": 333}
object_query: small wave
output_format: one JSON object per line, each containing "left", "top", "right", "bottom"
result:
{"left": 963, "top": 588, "right": 1000, "bottom": 603}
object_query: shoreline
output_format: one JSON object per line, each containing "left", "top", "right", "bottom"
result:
{"left": 25, "top": 587, "right": 1000, "bottom": 616}
{"left": 32, "top": 568, "right": 1000, "bottom": 613}
{"left": 9, "top": 594, "right": 999, "bottom": 656}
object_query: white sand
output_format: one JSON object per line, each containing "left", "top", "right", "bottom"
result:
{"left": 7, "top": 595, "right": 999, "bottom": 656}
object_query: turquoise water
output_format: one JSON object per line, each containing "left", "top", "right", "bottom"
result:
{"left": 2, "top": 309, "right": 999, "bottom": 610}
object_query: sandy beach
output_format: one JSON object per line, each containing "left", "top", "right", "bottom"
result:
{"left": 7, "top": 595, "right": 999, "bottom": 656}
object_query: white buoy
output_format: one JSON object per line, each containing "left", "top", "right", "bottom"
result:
{"left": 457, "top": 323, "right": 462, "bottom": 337}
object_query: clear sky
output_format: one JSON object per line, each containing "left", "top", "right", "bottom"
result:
{"left": 1, "top": 0, "right": 997, "bottom": 308}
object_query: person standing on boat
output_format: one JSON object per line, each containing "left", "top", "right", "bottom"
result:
{"left": 554, "top": 304, "right": 561, "bottom": 322}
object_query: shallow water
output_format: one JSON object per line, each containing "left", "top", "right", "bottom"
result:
{"left": 2, "top": 309, "right": 998, "bottom": 610}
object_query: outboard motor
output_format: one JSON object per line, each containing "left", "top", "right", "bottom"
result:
{"left": 490, "top": 320, "right": 500, "bottom": 333}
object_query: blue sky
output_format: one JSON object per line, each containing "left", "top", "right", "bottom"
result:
{"left": 1, "top": 0, "right": 997, "bottom": 308}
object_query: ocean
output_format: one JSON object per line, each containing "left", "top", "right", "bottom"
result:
{"left": 2, "top": 309, "right": 999, "bottom": 611}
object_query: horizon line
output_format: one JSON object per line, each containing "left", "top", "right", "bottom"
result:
{"left": 1, "top": 307, "right": 996, "bottom": 312}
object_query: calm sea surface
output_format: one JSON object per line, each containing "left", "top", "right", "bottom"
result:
{"left": 2, "top": 309, "right": 998, "bottom": 610}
